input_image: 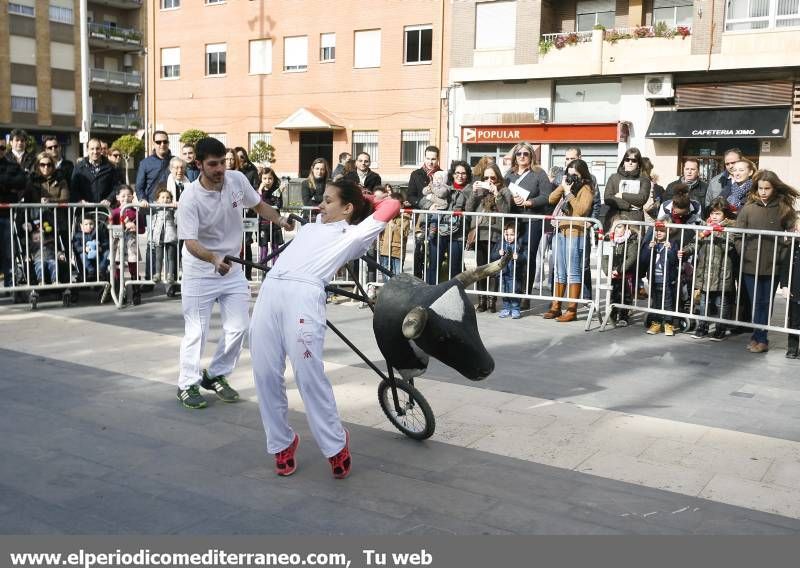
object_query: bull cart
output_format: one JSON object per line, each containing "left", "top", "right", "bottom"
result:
{"left": 225, "top": 214, "right": 435, "bottom": 441}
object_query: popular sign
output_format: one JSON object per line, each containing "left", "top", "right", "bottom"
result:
{"left": 461, "top": 123, "right": 620, "bottom": 144}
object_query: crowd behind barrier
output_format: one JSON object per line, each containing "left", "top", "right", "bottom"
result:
{"left": 5, "top": 200, "right": 800, "bottom": 349}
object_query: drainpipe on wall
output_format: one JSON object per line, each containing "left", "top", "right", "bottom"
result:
{"left": 79, "top": 0, "right": 89, "bottom": 156}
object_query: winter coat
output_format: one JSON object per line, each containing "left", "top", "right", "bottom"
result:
{"left": 491, "top": 237, "right": 528, "bottom": 281}
{"left": 680, "top": 220, "right": 736, "bottom": 292}
{"left": 6, "top": 151, "right": 36, "bottom": 174}
{"left": 0, "top": 157, "right": 28, "bottom": 203}
{"left": 656, "top": 198, "right": 704, "bottom": 226}
{"left": 344, "top": 169, "right": 382, "bottom": 191}
{"left": 707, "top": 171, "right": 732, "bottom": 207}
{"left": 379, "top": 213, "right": 411, "bottom": 259}
{"left": 134, "top": 151, "right": 172, "bottom": 202}
{"left": 465, "top": 186, "right": 512, "bottom": 243}
{"left": 72, "top": 228, "right": 108, "bottom": 259}
{"left": 602, "top": 231, "right": 640, "bottom": 278}
{"left": 166, "top": 174, "right": 188, "bottom": 202}
{"left": 28, "top": 171, "right": 69, "bottom": 203}
{"left": 423, "top": 186, "right": 467, "bottom": 237}
{"left": 548, "top": 182, "right": 594, "bottom": 236}
{"left": 604, "top": 160, "right": 651, "bottom": 232}
{"left": 185, "top": 164, "right": 200, "bottom": 182}
{"left": 240, "top": 162, "right": 260, "bottom": 190}
{"left": 111, "top": 206, "right": 147, "bottom": 235}
{"left": 150, "top": 207, "right": 178, "bottom": 245}
{"left": 735, "top": 198, "right": 793, "bottom": 277}
{"left": 505, "top": 167, "right": 554, "bottom": 215}
{"left": 71, "top": 158, "right": 122, "bottom": 203}
{"left": 301, "top": 178, "right": 326, "bottom": 207}
{"left": 664, "top": 178, "right": 708, "bottom": 209}
{"left": 640, "top": 233, "right": 679, "bottom": 285}
{"left": 407, "top": 167, "right": 439, "bottom": 208}
{"left": 55, "top": 159, "right": 75, "bottom": 192}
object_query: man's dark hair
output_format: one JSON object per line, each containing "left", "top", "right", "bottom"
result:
{"left": 43, "top": 135, "right": 58, "bottom": 145}
{"left": 357, "top": 151, "right": 371, "bottom": 161}
{"left": 338, "top": 151, "right": 351, "bottom": 162}
{"left": 683, "top": 157, "right": 700, "bottom": 169}
{"left": 424, "top": 145, "right": 440, "bottom": 157}
{"left": 10, "top": 128, "right": 27, "bottom": 140}
{"left": 565, "top": 146, "right": 582, "bottom": 157}
{"left": 724, "top": 147, "right": 743, "bottom": 158}
{"left": 195, "top": 137, "right": 226, "bottom": 162}
{"left": 153, "top": 130, "right": 169, "bottom": 141}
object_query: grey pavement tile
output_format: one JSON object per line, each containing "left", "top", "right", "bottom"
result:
{"left": 273, "top": 497, "right": 410, "bottom": 535}
{"left": 176, "top": 508, "right": 311, "bottom": 535}
{"left": 396, "top": 510, "right": 515, "bottom": 535}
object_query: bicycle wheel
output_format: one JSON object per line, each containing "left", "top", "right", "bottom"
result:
{"left": 377, "top": 378, "right": 435, "bottom": 440}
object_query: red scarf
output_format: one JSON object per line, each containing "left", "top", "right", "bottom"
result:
{"left": 423, "top": 163, "right": 440, "bottom": 180}
{"left": 453, "top": 180, "right": 466, "bottom": 191}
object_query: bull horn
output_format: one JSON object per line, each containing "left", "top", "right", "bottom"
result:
{"left": 454, "top": 254, "right": 510, "bottom": 288}
{"left": 402, "top": 306, "right": 428, "bottom": 340}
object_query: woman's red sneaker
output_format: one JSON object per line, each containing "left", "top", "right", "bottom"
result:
{"left": 328, "top": 431, "right": 351, "bottom": 479}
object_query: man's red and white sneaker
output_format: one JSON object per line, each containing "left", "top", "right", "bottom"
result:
{"left": 275, "top": 434, "right": 299, "bottom": 476}
{"left": 328, "top": 430, "right": 351, "bottom": 479}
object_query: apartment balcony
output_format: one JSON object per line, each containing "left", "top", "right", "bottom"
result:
{"left": 91, "top": 113, "right": 141, "bottom": 131}
{"left": 89, "top": 68, "right": 142, "bottom": 92}
{"left": 451, "top": 25, "right": 697, "bottom": 82}
{"left": 88, "top": 22, "right": 143, "bottom": 51}
{"left": 88, "top": 0, "right": 142, "bottom": 10}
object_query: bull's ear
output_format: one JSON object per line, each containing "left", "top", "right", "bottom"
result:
{"left": 401, "top": 306, "right": 428, "bottom": 340}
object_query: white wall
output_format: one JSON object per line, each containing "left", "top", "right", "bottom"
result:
{"left": 759, "top": 123, "right": 799, "bottom": 189}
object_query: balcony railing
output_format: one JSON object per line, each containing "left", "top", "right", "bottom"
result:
{"left": 91, "top": 113, "right": 141, "bottom": 130}
{"left": 88, "top": 22, "right": 143, "bottom": 47}
{"left": 540, "top": 30, "right": 594, "bottom": 44}
{"left": 90, "top": 68, "right": 142, "bottom": 90}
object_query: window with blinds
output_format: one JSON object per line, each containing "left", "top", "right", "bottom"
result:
{"left": 475, "top": 1, "right": 516, "bottom": 49}
{"left": 284, "top": 36, "right": 308, "bottom": 71}
{"left": 51, "top": 89, "right": 75, "bottom": 115}
{"left": 401, "top": 131, "right": 430, "bottom": 167}
{"left": 8, "top": 0, "right": 35, "bottom": 17}
{"left": 208, "top": 133, "right": 227, "bottom": 146}
{"left": 168, "top": 134, "right": 181, "bottom": 149}
{"left": 249, "top": 132, "right": 272, "bottom": 149}
{"left": 11, "top": 84, "right": 37, "bottom": 113}
{"left": 205, "top": 43, "right": 226, "bottom": 76}
{"left": 320, "top": 33, "right": 335, "bottom": 62}
{"left": 250, "top": 39, "right": 272, "bottom": 74}
{"left": 352, "top": 131, "right": 379, "bottom": 168}
{"left": 725, "top": 0, "right": 800, "bottom": 31}
{"left": 653, "top": 1, "right": 694, "bottom": 27}
{"left": 354, "top": 30, "right": 381, "bottom": 68}
{"left": 49, "top": 0, "right": 73, "bottom": 24}
{"left": 161, "top": 47, "right": 180, "bottom": 78}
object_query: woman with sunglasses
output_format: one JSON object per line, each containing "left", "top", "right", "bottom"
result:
{"left": 28, "top": 152, "right": 69, "bottom": 205}
{"left": 505, "top": 142, "right": 553, "bottom": 308}
{"left": 465, "top": 163, "right": 512, "bottom": 312}
{"left": 604, "top": 148, "right": 651, "bottom": 233}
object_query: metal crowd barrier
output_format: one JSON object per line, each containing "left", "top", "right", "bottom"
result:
{"left": 601, "top": 219, "right": 800, "bottom": 338}
{"left": 0, "top": 202, "right": 112, "bottom": 309}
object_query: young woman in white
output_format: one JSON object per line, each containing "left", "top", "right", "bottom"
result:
{"left": 250, "top": 179, "right": 401, "bottom": 479}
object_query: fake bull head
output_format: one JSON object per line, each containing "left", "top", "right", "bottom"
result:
{"left": 372, "top": 255, "right": 510, "bottom": 381}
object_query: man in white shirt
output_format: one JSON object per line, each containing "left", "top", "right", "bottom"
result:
{"left": 177, "top": 137, "right": 293, "bottom": 409}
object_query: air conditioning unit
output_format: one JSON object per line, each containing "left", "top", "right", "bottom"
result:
{"left": 644, "top": 74, "right": 674, "bottom": 99}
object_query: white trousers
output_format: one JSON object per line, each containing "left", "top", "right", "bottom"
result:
{"left": 178, "top": 273, "right": 250, "bottom": 389}
{"left": 249, "top": 275, "right": 346, "bottom": 458}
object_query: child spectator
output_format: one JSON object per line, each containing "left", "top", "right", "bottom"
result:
{"left": 378, "top": 191, "right": 411, "bottom": 279}
{"left": 150, "top": 185, "right": 178, "bottom": 285}
{"left": 603, "top": 222, "right": 640, "bottom": 327}
{"left": 257, "top": 168, "right": 284, "bottom": 264}
{"left": 418, "top": 170, "right": 451, "bottom": 211}
{"left": 678, "top": 197, "right": 737, "bottom": 340}
{"left": 111, "top": 185, "right": 146, "bottom": 303}
{"left": 656, "top": 184, "right": 703, "bottom": 226}
{"left": 28, "top": 218, "right": 65, "bottom": 284}
{"left": 491, "top": 223, "right": 527, "bottom": 319}
{"left": 779, "top": 223, "right": 800, "bottom": 358}
{"left": 640, "top": 221, "right": 679, "bottom": 336}
{"left": 72, "top": 216, "right": 108, "bottom": 281}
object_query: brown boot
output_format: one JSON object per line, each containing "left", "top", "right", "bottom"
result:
{"left": 476, "top": 296, "right": 487, "bottom": 312}
{"left": 488, "top": 296, "right": 497, "bottom": 313}
{"left": 556, "top": 283, "right": 581, "bottom": 322}
{"left": 543, "top": 282, "right": 565, "bottom": 319}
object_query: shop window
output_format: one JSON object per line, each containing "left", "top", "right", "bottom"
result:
{"left": 554, "top": 81, "right": 621, "bottom": 123}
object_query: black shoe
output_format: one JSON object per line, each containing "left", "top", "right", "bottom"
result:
{"left": 177, "top": 385, "right": 208, "bottom": 409}
{"left": 201, "top": 369, "right": 239, "bottom": 402}
{"left": 692, "top": 326, "right": 709, "bottom": 339}
{"left": 709, "top": 328, "right": 727, "bottom": 342}
{"left": 786, "top": 346, "right": 799, "bottom": 359}
{"left": 131, "top": 287, "right": 142, "bottom": 305}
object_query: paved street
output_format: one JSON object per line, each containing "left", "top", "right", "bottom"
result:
{"left": 2, "top": 290, "right": 800, "bottom": 534}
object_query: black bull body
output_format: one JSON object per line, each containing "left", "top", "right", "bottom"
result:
{"left": 372, "top": 255, "right": 510, "bottom": 381}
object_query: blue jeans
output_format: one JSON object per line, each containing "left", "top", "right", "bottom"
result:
{"left": 379, "top": 255, "right": 401, "bottom": 281}
{"left": 743, "top": 274, "right": 775, "bottom": 344}
{"left": 34, "top": 258, "right": 58, "bottom": 283}
{"left": 554, "top": 231, "right": 585, "bottom": 285}
{"left": 0, "top": 217, "right": 11, "bottom": 287}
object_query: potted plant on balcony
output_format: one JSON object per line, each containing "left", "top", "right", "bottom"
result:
{"left": 249, "top": 140, "right": 277, "bottom": 166}
{"left": 180, "top": 129, "right": 209, "bottom": 148}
